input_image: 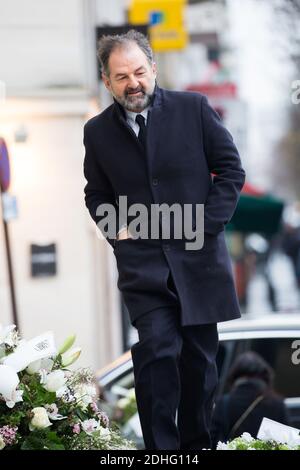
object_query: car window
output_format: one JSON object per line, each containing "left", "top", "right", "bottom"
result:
{"left": 248, "top": 337, "right": 300, "bottom": 398}
{"left": 215, "top": 340, "right": 238, "bottom": 397}
{"left": 104, "top": 370, "right": 135, "bottom": 394}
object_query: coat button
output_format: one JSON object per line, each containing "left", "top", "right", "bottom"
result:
{"left": 152, "top": 178, "right": 158, "bottom": 186}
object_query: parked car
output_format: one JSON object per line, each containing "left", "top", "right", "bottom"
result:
{"left": 97, "top": 313, "right": 300, "bottom": 448}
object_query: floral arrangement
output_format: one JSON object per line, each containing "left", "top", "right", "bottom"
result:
{"left": 216, "top": 431, "right": 300, "bottom": 451}
{"left": 0, "top": 324, "right": 135, "bottom": 450}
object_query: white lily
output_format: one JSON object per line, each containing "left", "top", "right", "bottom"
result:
{"left": 61, "top": 347, "right": 81, "bottom": 367}
{"left": 2, "top": 341, "right": 31, "bottom": 371}
{"left": 6, "top": 389, "right": 23, "bottom": 409}
{"left": 41, "top": 358, "right": 54, "bottom": 372}
{"left": 27, "top": 357, "right": 54, "bottom": 375}
{"left": 26, "top": 359, "right": 42, "bottom": 375}
{"left": 0, "top": 364, "right": 23, "bottom": 408}
{"left": 58, "top": 335, "right": 76, "bottom": 355}
{"left": 0, "top": 324, "right": 16, "bottom": 346}
{"left": 0, "top": 364, "right": 19, "bottom": 398}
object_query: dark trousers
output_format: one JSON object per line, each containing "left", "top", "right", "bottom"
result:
{"left": 131, "top": 305, "right": 219, "bottom": 450}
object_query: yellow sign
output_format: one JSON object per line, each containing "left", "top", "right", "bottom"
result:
{"left": 129, "top": 0, "right": 188, "bottom": 52}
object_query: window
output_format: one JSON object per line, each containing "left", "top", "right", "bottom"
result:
{"left": 217, "top": 336, "right": 300, "bottom": 398}
{"left": 248, "top": 337, "right": 300, "bottom": 398}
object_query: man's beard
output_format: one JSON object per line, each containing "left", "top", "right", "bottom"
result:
{"left": 115, "top": 85, "right": 154, "bottom": 112}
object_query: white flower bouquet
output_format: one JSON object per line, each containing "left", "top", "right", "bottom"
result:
{"left": 217, "top": 419, "right": 300, "bottom": 451}
{"left": 0, "top": 324, "right": 135, "bottom": 450}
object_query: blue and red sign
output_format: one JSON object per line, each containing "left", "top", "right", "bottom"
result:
{"left": 0, "top": 137, "right": 10, "bottom": 192}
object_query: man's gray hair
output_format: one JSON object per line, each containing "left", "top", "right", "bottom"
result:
{"left": 97, "top": 29, "right": 154, "bottom": 76}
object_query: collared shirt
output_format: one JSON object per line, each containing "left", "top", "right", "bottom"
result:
{"left": 125, "top": 106, "right": 149, "bottom": 136}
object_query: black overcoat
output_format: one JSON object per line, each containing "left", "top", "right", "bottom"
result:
{"left": 83, "top": 84, "right": 246, "bottom": 325}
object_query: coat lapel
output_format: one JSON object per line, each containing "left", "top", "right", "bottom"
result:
{"left": 146, "top": 84, "right": 168, "bottom": 170}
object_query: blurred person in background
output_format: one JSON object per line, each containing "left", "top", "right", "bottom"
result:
{"left": 211, "top": 351, "right": 289, "bottom": 448}
{"left": 83, "top": 30, "right": 245, "bottom": 450}
{"left": 281, "top": 202, "right": 300, "bottom": 292}
{"left": 244, "top": 234, "right": 278, "bottom": 311}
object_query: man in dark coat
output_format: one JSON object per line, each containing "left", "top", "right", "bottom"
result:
{"left": 83, "top": 30, "right": 246, "bottom": 450}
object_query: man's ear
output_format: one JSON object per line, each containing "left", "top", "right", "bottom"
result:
{"left": 152, "top": 62, "right": 157, "bottom": 77}
{"left": 102, "top": 73, "right": 111, "bottom": 91}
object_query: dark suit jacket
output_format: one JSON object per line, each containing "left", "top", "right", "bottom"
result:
{"left": 211, "top": 381, "right": 290, "bottom": 448}
{"left": 83, "top": 84, "right": 246, "bottom": 325}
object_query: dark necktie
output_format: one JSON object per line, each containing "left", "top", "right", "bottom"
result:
{"left": 135, "top": 114, "right": 147, "bottom": 151}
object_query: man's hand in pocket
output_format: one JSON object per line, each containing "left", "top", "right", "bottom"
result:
{"left": 117, "top": 228, "right": 132, "bottom": 240}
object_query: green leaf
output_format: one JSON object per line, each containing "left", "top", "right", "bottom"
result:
{"left": 20, "top": 431, "right": 65, "bottom": 451}
{"left": 21, "top": 435, "right": 46, "bottom": 450}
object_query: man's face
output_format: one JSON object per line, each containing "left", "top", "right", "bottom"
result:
{"left": 102, "top": 42, "right": 157, "bottom": 112}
